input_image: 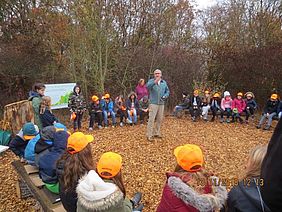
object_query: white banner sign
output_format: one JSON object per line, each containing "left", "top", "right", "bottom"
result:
{"left": 45, "top": 83, "right": 76, "bottom": 109}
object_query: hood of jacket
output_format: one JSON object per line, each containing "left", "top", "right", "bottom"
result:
{"left": 73, "top": 85, "right": 81, "bottom": 95}
{"left": 41, "top": 126, "right": 56, "bottom": 140}
{"left": 76, "top": 170, "right": 124, "bottom": 211}
{"left": 52, "top": 131, "right": 68, "bottom": 151}
{"left": 128, "top": 91, "right": 137, "bottom": 99}
{"left": 168, "top": 176, "right": 227, "bottom": 212}
{"left": 28, "top": 91, "right": 41, "bottom": 100}
{"left": 38, "top": 131, "right": 69, "bottom": 184}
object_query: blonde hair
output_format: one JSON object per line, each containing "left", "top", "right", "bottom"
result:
{"left": 40, "top": 96, "right": 52, "bottom": 114}
{"left": 174, "top": 164, "right": 211, "bottom": 194}
{"left": 139, "top": 78, "right": 145, "bottom": 85}
{"left": 243, "top": 145, "right": 267, "bottom": 179}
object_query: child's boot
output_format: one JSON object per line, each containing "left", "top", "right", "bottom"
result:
{"left": 131, "top": 192, "right": 142, "bottom": 207}
{"left": 264, "top": 125, "right": 270, "bottom": 130}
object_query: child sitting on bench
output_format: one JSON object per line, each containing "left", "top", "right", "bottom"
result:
{"left": 9, "top": 122, "right": 39, "bottom": 160}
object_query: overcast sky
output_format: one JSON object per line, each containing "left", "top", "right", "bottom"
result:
{"left": 193, "top": 0, "right": 217, "bottom": 9}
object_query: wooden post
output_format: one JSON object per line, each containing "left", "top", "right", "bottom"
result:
{"left": 4, "top": 100, "right": 34, "bottom": 134}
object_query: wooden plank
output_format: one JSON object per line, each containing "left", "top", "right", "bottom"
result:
{"left": 29, "top": 174, "right": 45, "bottom": 188}
{"left": 24, "top": 165, "right": 39, "bottom": 174}
{"left": 12, "top": 160, "right": 58, "bottom": 212}
{"left": 52, "top": 204, "right": 66, "bottom": 212}
{"left": 15, "top": 180, "right": 21, "bottom": 199}
{"left": 42, "top": 187, "right": 61, "bottom": 204}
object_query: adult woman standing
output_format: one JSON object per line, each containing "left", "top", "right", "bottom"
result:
{"left": 28, "top": 83, "right": 46, "bottom": 130}
{"left": 135, "top": 79, "right": 148, "bottom": 101}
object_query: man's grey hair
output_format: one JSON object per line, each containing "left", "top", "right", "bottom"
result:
{"left": 154, "top": 69, "right": 162, "bottom": 74}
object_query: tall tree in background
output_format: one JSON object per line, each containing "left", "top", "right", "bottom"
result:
{"left": 1, "top": 0, "right": 281, "bottom": 109}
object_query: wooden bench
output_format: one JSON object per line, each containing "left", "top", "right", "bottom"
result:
{"left": 175, "top": 108, "right": 259, "bottom": 119}
{"left": 12, "top": 160, "right": 66, "bottom": 212}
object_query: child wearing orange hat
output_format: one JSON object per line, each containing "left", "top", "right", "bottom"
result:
{"left": 101, "top": 93, "right": 116, "bottom": 128}
{"left": 56, "top": 132, "right": 95, "bottom": 212}
{"left": 88, "top": 95, "right": 103, "bottom": 130}
{"left": 9, "top": 122, "right": 39, "bottom": 158}
{"left": 231, "top": 92, "right": 246, "bottom": 124}
{"left": 76, "top": 152, "right": 143, "bottom": 212}
{"left": 257, "top": 94, "right": 280, "bottom": 130}
{"left": 157, "top": 144, "right": 227, "bottom": 212}
{"left": 210, "top": 92, "right": 221, "bottom": 122}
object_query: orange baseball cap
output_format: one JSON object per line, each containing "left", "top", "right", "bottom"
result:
{"left": 174, "top": 144, "right": 204, "bottom": 172}
{"left": 204, "top": 90, "right": 210, "bottom": 94}
{"left": 104, "top": 93, "right": 110, "bottom": 99}
{"left": 67, "top": 132, "right": 94, "bottom": 154}
{"left": 194, "top": 90, "right": 199, "bottom": 95}
{"left": 271, "top": 94, "right": 278, "bottom": 100}
{"left": 213, "top": 93, "right": 220, "bottom": 98}
{"left": 91, "top": 95, "right": 99, "bottom": 102}
{"left": 97, "top": 152, "right": 122, "bottom": 179}
{"left": 237, "top": 92, "right": 243, "bottom": 97}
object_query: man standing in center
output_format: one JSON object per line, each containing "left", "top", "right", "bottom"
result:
{"left": 146, "top": 69, "right": 170, "bottom": 141}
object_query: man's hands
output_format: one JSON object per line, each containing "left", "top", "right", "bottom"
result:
{"left": 154, "top": 76, "right": 161, "bottom": 84}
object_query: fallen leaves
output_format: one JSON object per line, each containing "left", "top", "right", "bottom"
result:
{"left": 0, "top": 116, "right": 275, "bottom": 211}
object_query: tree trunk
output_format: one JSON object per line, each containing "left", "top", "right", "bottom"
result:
{"left": 4, "top": 100, "right": 34, "bottom": 135}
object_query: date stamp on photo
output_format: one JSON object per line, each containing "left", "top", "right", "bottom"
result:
{"left": 197, "top": 177, "right": 264, "bottom": 187}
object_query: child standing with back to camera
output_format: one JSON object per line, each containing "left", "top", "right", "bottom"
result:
{"left": 39, "top": 96, "right": 59, "bottom": 128}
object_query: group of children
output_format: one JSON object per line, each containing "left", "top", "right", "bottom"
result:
{"left": 6, "top": 82, "right": 282, "bottom": 211}
{"left": 9, "top": 122, "right": 144, "bottom": 212}
{"left": 28, "top": 82, "right": 281, "bottom": 133}
{"left": 174, "top": 90, "right": 281, "bottom": 130}
{"left": 9, "top": 119, "right": 278, "bottom": 212}
{"left": 27, "top": 82, "right": 150, "bottom": 133}
{"left": 9, "top": 122, "right": 68, "bottom": 193}
{"left": 68, "top": 85, "right": 150, "bottom": 131}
